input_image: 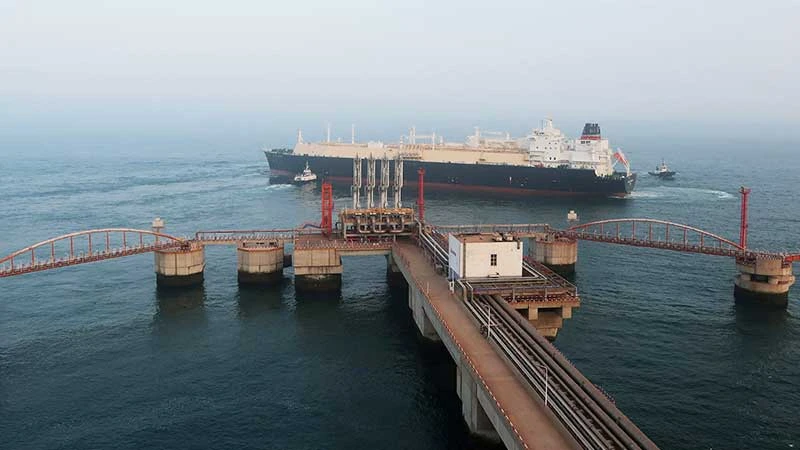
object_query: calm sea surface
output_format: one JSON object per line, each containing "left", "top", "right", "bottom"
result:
{"left": 1, "top": 136, "right": 798, "bottom": 449}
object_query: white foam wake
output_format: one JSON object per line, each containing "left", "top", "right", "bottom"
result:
{"left": 631, "top": 186, "right": 735, "bottom": 200}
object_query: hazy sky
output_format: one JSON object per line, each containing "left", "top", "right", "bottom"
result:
{"left": 1, "top": 0, "right": 798, "bottom": 142}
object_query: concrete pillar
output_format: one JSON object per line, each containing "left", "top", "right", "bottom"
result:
{"left": 734, "top": 257, "right": 795, "bottom": 307}
{"left": 293, "top": 247, "right": 343, "bottom": 292}
{"left": 408, "top": 284, "right": 440, "bottom": 341}
{"left": 457, "top": 361, "right": 498, "bottom": 440}
{"left": 530, "top": 234, "right": 577, "bottom": 276}
{"left": 386, "top": 253, "right": 407, "bottom": 288}
{"left": 154, "top": 245, "right": 205, "bottom": 287}
{"left": 237, "top": 242, "right": 284, "bottom": 285}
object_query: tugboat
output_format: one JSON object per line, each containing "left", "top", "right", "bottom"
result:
{"left": 293, "top": 162, "right": 318, "bottom": 183}
{"left": 648, "top": 159, "right": 676, "bottom": 179}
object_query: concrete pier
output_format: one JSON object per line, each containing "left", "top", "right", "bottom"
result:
{"left": 154, "top": 245, "right": 205, "bottom": 287}
{"left": 393, "top": 242, "right": 576, "bottom": 449}
{"left": 734, "top": 256, "right": 796, "bottom": 307}
{"left": 386, "top": 253, "right": 406, "bottom": 288}
{"left": 456, "top": 363, "right": 498, "bottom": 441}
{"left": 293, "top": 247, "right": 343, "bottom": 292}
{"left": 530, "top": 234, "right": 577, "bottom": 276}
{"left": 408, "top": 283, "right": 441, "bottom": 341}
{"left": 237, "top": 241, "right": 284, "bottom": 285}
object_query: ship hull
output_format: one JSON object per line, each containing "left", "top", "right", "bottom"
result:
{"left": 265, "top": 152, "right": 636, "bottom": 197}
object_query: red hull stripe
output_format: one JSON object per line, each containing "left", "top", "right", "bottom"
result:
{"left": 272, "top": 172, "right": 628, "bottom": 197}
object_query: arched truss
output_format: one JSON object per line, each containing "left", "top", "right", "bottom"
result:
{"left": 558, "top": 218, "right": 746, "bottom": 257}
{"left": 0, "top": 228, "right": 187, "bottom": 278}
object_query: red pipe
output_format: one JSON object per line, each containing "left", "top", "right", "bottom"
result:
{"left": 417, "top": 168, "right": 425, "bottom": 223}
{"left": 739, "top": 186, "right": 751, "bottom": 249}
{"left": 320, "top": 181, "right": 334, "bottom": 235}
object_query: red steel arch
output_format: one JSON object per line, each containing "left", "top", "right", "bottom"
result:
{"left": 558, "top": 218, "right": 746, "bottom": 257}
{"left": 0, "top": 228, "right": 188, "bottom": 278}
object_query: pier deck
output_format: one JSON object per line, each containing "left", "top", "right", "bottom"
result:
{"left": 393, "top": 241, "right": 577, "bottom": 449}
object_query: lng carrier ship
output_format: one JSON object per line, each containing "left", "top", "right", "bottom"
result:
{"left": 264, "top": 118, "right": 636, "bottom": 197}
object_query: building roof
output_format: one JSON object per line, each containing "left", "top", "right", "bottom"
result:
{"left": 454, "top": 233, "right": 516, "bottom": 243}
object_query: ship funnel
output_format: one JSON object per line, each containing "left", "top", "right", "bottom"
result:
{"left": 580, "top": 123, "right": 601, "bottom": 140}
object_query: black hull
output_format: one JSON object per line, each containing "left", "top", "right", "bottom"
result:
{"left": 265, "top": 151, "right": 636, "bottom": 197}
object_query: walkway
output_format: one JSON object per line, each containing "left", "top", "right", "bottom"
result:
{"left": 393, "top": 241, "right": 577, "bottom": 449}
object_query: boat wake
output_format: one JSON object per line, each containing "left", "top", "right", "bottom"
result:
{"left": 264, "top": 184, "right": 294, "bottom": 192}
{"left": 629, "top": 186, "right": 735, "bottom": 200}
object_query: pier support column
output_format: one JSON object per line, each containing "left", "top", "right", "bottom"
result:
{"left": 154, "top": 245, "right": 205, "bottom": 287}
{"left": 530, "top": 234, "right": 577, "bottom": 276}
{"left": 408, "top": 284, "right": 440, "bottom": 341}
{"left": 734, "top": 257, "right": 795, "bottom": 307}
{"left": 386, "top": 253, "right": 407, "bottom": 288}
{"left": 237, "top": 242, "right": 284, "bottom": 285}
{"left": 293, "top": 247, "right": 343, "bottom": 292}
{"left": 456, "top": 362, "right": 499, "bottom": 440}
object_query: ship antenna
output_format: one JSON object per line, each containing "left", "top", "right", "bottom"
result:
{"left": 297, "top": 128, "right": 304, "bottom": 144}
{"left": 351, "top": 124, "right": 355, "bottom": 144}
{"left": 326, "top": 122, "right": 331, "bottom": 143}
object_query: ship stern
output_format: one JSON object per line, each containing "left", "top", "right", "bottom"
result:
{"left": 608, "top": 171, "right": 637, "bottom": 198}
{"left": 625, "top": 172, "right": 637, "bottom": 194}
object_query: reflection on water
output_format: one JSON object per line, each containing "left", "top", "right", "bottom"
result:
{"left": 155, "top": 285, "right": 206, "bottom": 315}
{"left": 734, "top": 300, "right": 789, "bottom": 331}
{"left": 151, "top": 285, "right": 209, "bottom": 352}
{"left": 294, "top": 289, "right": 343, "bottom": 315}
{"left": 236, "top": 284, "right": 286, "bottom": 318}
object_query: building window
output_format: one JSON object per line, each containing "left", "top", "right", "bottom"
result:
{"left": 490, "top": 254, "right": 497, "bottom": 266}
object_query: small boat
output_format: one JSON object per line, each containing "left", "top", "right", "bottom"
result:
{"left": 293, "top": 162, "right": 317, "bottom": 183}
{"left": 648, "top": 159, "right": 676, "bottom": 179}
